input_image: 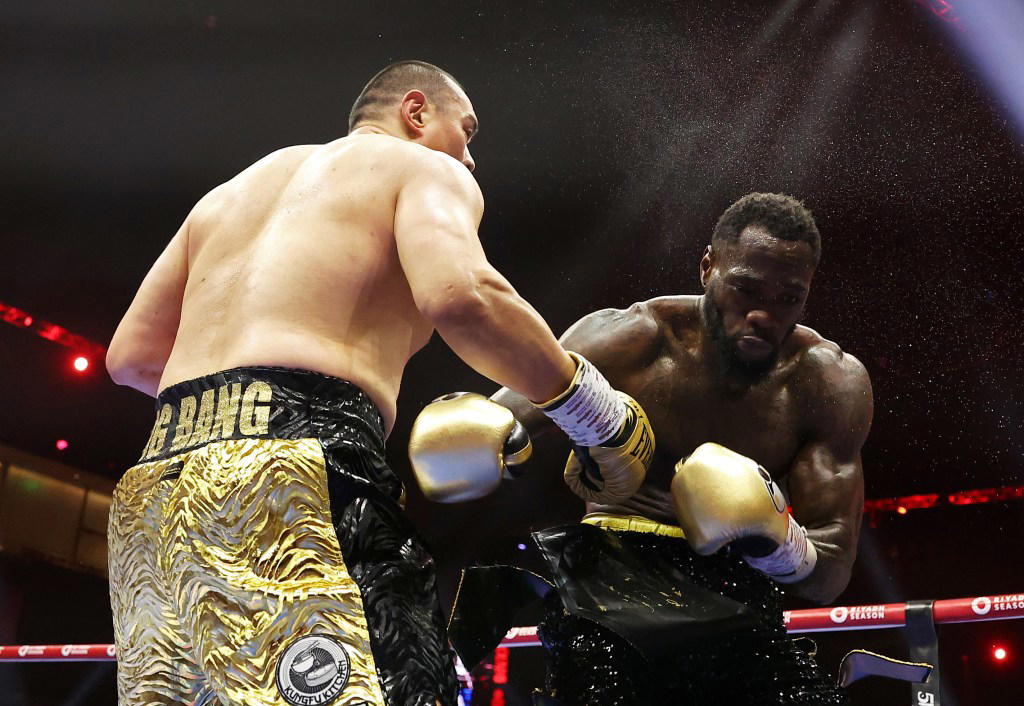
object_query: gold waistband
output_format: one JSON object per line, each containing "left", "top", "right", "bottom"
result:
{"left": 581, "top": 513, "right": 686, "bottom": 539}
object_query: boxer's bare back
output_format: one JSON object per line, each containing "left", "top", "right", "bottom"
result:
{"left": 159, "top": 136, "right": 448, "bottom": 432}
{"left": 109, "top": 124, "right": 574, "bottom": 435}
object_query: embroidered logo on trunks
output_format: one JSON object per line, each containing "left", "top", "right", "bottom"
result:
{"left": 275, "top": 634, "right": 351, "bottom": 706}
{"left": 140, "top": 380, "right": 273, "bottom": 461}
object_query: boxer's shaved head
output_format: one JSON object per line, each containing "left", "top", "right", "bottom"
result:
{"left": 349, "top": 61, "right": 466, "bottom": 132}
{"left": 712, "top": 193, "right": 821, "bottom": 265}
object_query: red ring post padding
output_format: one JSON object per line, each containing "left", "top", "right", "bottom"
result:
{"left": 2, "top": 593, "right": 1023, "bottom": 661}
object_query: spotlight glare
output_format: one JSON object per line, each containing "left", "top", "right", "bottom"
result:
{"left": 56, "top": 439, "right": 69, "bottom": 451}
{"left": 897, "top": 506, "right": 907, "bottom": 514}
{"left": 73, "top": 355, "right": 90, "bottom": 372}
{"left": 994, "top": 646, "right": 1008, "bottom": 661}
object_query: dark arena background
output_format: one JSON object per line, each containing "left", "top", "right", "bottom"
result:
{"left": 1, "top": 0, "right": 1022, "bottom": 704}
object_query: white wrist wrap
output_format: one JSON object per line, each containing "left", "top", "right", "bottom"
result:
{"left": 536, "top": 352, "right": 627, "bottom": 447}
{"left": 743, "top": 515, "right": 818, "bottom": 583}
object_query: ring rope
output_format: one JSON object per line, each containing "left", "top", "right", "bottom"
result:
{"left": 1, "top": 592, "right": 1021, "bottom": 661}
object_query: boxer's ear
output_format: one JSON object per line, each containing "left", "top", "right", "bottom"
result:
{"left": 400, "top": 90, "right": 428, "bottom": 136}
{"left": 699, "top": 245, "right": 714, "bottom": 289}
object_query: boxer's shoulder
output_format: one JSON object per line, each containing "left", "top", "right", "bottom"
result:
{"left": 563, "top": 299, "right": 666, "bottom": 347}
{"left": 346, "top": 134, "right": 473, "bottom": 177}
{"left": 645, "top": 294, "right": 701, "bottom": 336}
{"left": 319, "top": 134, "right": 477, "bottom": 190}
{"left": 791, "top": 327, "right": 867, "bottom": 380}
{"left": 790, "top": 327, "right": 872, "bottom": 428}
{"left": 560, "top": 299, "right": 668, "bottom": 372}
{"left": 194, "top": 144, "right": 319, "bottom": 210}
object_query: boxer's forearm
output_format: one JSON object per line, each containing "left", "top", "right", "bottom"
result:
{"left": 425, "top": 270, "right": 576, "bottom": 403}
{"left": 788, "top": 524, "right": 857, "bottom": 603}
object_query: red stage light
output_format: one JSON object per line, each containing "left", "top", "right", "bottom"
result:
{"left": 73, "top": 355, "right": 90, "bottom": 372}
{"left": 492, "top": 647, "right": 509, "bottom": 685}
{"left": 23, "top": 316, "right": 32, "bottom": 327}
{"left": 56, "top": 439, "right": 69, "bottom": 451}
{"left": 993, "top": 646, "right": 1008, "bottom": 661}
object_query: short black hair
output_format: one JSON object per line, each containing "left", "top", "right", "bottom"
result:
{"left": 711, "top": 193, "right": 821, "bottom": 264}
{"left": 348, "top": 60, "right": 465, "bottom": 132}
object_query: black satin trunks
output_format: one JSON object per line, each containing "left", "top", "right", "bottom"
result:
{"left": 535, "top": 522, "right": 848, "bottom": 706}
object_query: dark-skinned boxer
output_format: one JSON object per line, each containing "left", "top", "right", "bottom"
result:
{"left": 410, "top": 193, "right": 871, "bottom": 705}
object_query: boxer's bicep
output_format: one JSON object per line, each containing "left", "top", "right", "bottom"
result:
{"left": 785, "top": 354, "right": 872, "bottom": 599}
{"left": 789, "top": 350, "right": 872, "bottom": 532}
{"left": 107, "top": 222, "right": 190, "bottom": 395}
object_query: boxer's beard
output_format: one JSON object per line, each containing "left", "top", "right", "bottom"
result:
{"left": 702, "top": 295, "right": 779, "bottom": 385}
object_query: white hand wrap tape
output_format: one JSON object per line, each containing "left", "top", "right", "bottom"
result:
{"left": 537, "top": 353, "right": 627, "bottom": 447}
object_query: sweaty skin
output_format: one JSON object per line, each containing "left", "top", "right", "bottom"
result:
{"left": 107, "top": 132, "right": 575, "bottom": 435}
{"left": 494, "top": 295, "right": 872, "bottom": 604}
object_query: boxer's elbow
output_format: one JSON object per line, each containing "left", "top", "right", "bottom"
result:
{"left": 105, "top": 354, "right": 142, "bottom": 390}
{"left": 105, "top": 342, "right": 160, "bottom": 396}
{"left": 418, "top": 269, "right": 513, "bottom": 330}
{"left": 106, "top": 339, "right": 134, "bottom": 385}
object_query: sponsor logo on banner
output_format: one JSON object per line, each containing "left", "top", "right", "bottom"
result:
{"left": 917, "top": 692, "right": 935, "bottom": 705}
{"left": 991, "top": 594, "right": 1024, "bottom": 612}
{"left": 830, "top": 605, "right": 886, "bottom": 624}
{"left": 276, "top": 635, "right": 350, "bottom": 706}
{"left": 107, "top": 645, "right": 117, "bottom": 657}
{"left": 782, "top": 611, "right": 791, "bottom": 625}
{"left": 17, "top": 646, "right": 45, "bottom": 658}
{"left": 968, "top": 594, "right": 1024, "bottom": 617}
{"left": 504, "top": 626, "right": 538, "bottom": 640}
{"left": 60, "top": 645, "right": 90, "bottom": 657}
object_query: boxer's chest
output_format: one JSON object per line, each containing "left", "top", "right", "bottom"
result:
{"left": 633, "top": 352, "right": 806, "bottom": 487}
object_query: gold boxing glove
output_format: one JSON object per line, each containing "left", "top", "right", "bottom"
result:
{"left": 562, "top": 393, "right": 654, "bottom": 503}
{"left": 535, "top": 353, "right": 654, "bottom": 503}
{"left": 408, "top": 393, "right": 532, "bottom": 503}
{"left": 671, "top": 442, "right": 817, "bottom": 583}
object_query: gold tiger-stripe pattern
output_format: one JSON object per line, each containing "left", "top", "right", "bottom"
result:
{"left": 108, "top": 437, "right": 386, "bottom": 706}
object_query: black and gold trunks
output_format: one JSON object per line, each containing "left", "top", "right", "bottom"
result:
{"left": 108, "top": 367, "right": 458, "bottom": 706}
{"left": 535, "top": 515, "right": 849, "bottom": 706}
